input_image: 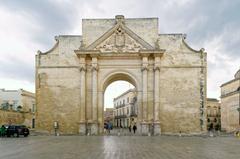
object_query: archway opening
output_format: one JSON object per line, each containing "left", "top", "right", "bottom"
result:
{"left": 103, "top": 80, "right": 137, "bottom": 134}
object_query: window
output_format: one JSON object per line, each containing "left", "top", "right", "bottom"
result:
{"left": 32, "top": 104, "right": 35, "bottom": 113}
{"left": 207, "top": 106, "right": 211, "bottom": 116}
{"left": 127, "top": 97, "right": 129, "bottom": 103}
{"left": 213, "top": 107, "right": 217, "bottom": 116}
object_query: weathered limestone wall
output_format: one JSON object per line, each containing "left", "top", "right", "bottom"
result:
{"left": 36, "top": 36, "right": 82, "bottom": 134}
{"left": 221, "top": 92, "right": 239, "bottom": 132}
{"left": 221, "top": 94, "right": 239, "bottom": 132}
{"left": 36, "top": 68, "right": 81, "bottom": 134}
{"left": 0, "top": 110, "right": 24, "bottom": 125}
{"left": 0, "top": 110, "right": 33, "bottom": 128}
{"left": 221, "top": 80, "right": 240, "bottom": 96}
{"left": 159, "top": 68, "right": 202, "bottom": 133}
{"left": 221, "top": 76, "right": 240, "bottom": 132}
{"left": 157, "top": 34, "right": 207, "bottom": 134}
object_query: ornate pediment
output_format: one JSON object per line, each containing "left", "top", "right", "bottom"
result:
{"left": 85, "top": 15, "right": 154, "bottom": 53}
{"left": 94, "top": 26, "right": 147, "bottom": 53}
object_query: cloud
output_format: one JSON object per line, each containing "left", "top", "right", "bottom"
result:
{"left": 0, "top": 0, "right": 239, "bottom": 99}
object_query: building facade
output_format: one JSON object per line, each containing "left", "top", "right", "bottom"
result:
{"left": 113, "top": 89, "right": 137, "bottom": 128}
{"left": 0, "top": 89, "right": 36, "bottom": 128}
{"left": 104, "top": 108, "right": 114, "bottom": 123}
{"left": 36, "top": 15, "right": 207, "bottom": 135}
{"left": 206, "top": 98, "right": 221, "bottom": 131}
{"left": 221, "top": 69, "right": 240, "bottom": 132}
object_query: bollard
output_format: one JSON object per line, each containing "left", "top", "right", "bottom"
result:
{"left": 148, "top": 132, "right": 151, "bottom": 136}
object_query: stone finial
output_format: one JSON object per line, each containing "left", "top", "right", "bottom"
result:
{"left": 182, "top": 34, "right": 187, "bottom": 39}
{"left": 54, "top": 36, "right": 59, "bottom": 41}
{"left": 37, "top": 50, "right": 42, "bottom": 54}
{"left": 79, "top": 40, "right": 85, "bottom": 50}
{"left": 115, "top": 15, "right": 125, "bottom": 24}
{"left": 200, "top": 48, "right": 205, "bottom": 53}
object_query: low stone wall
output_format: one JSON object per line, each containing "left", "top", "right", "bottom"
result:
{"left": 0, "top": 109, "right": 24, "bottom": 125}
{"left": 0, "top": 109, "right": 33, "bottom": 128}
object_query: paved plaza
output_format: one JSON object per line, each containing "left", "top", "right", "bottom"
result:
{"left": 0, "top": 136, "right": 239, "bottom": 159}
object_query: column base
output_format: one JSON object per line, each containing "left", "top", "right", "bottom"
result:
{"left": 141, "top": 122, "right": 150, "bottom": 135}
{"left": 90, "top": 122, "right": 98, "bottom": 135}
{"left": 154, "top": 122, "right": 161, "bottom": 135}
{"left": 79, "top": 121, "right": 86, "bottom": 135}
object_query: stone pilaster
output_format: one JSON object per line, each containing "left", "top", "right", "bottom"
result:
{"left": 141, "top": 54, "right": 149, "bottom": 135}
{"left": 91, "top": 54, "right": 99, "bottom": 135}
{"left": 79, "top": 55, "right": 86, "bottom": 135}
{"left": 153, "top": 54, "right": 161, "bottom": 135}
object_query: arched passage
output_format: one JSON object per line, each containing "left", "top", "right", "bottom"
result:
{"left": 98, "top": 71, "right": 140, "bottom": 134}
{"left": 101, "top": 72, "right": 139, "bottom": 92}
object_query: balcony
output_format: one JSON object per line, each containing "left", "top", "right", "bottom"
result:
{"left": 114, "top": 115, "right": 127, "bottom": 119}
{"left": 115, "top": 103, "right": 125, "bottom": 109}
{"left": 130, "top": 111, "right": 137, "bottom": 117}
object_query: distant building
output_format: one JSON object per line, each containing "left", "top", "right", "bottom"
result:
{"left": 220, "top": 69, "right": 240, "bottom": 132}
{"left": 0, "top": 89, "right": 35, "bottom": 128}
{"left": 206, "top": 98, "right": 221, "bottom": 131}
{"left": 104, "top": 108, "right": 114, "bottom": 123}
{"left": 113, "top": 89, "right": 137, "bottom": 128}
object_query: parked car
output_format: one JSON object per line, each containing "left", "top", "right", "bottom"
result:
{"left": 6, "top": 125, "right": 29, "bottom": 137}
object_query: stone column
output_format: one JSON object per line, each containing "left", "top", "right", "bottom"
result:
{"left": 90, "top": 55, "right": 98, "bottom": 135}
{"left": 153, "top": 54, "right": 161, "bottom": 135}
{"left": 141, "top": 54, "right": 149, "bottom": 135}
{"left": 79, "top": 55, "right": 86, "bottom": 135}
{"left": 98, "top": 91, "right": 104, "bottom": 134}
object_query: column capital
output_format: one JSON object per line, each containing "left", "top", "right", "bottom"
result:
{"left": 79, "top": 65, "right": 87, "bottom": 72}
{"left": 141, "top": 66, "right": 149, "bottom": 72}
{"left": 153, "top": 66, "right": 160, "bottom": 71}
{"left": 91, "top": 62, "right": 99, "bottom": 71}
{"left": 91, "top": 66, "right": 99, "bottom": 71}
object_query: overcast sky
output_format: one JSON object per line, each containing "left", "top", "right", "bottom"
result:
{"left": 0, "top": 0, "right": 239, "bottom": 107}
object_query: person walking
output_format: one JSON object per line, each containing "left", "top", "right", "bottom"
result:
{"left": 107, "top": 122, "right": 112, "bottom": 134}
{"left": 133, "top": 124, "right": 137, "bottom": 134}
{"left": 128, "top": 125, "right": 132, "bottom": 133}
{"left": 0, "top": 125, "right": 6, "bottom": 137}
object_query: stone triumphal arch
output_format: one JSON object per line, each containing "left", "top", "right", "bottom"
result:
{"left": 36, "top": 15, "right": 207, "bottom": 135}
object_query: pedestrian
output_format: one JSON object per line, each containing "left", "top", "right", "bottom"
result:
{"left": 107, "top": 122, "right": 112, "bottom": 134}
{"left": 133, "top": 124, "right": 137, "bottom": 134}
{"left": 104, "top": 123, "right": 107, "bottom": 134}
{"left": 0, "top": 125, "right": 6, "bottom": 137}
{"left": 128, "top": 125, "right": 132, "bottom": 133}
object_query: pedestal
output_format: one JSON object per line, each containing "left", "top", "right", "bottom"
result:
{"left": 90, "top": 122, "right": 98, "bottom": 135}
{"left": 141, "top": 122, "right": 149, "bottom": 135}
{"left": 154, "top": 122, "right": 161, "bottom": 135}
{"left": 79, "top": 122, "right": 86, "bottom": 135}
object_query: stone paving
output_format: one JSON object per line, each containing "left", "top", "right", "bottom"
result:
{"left": 0, "top": 136, "right": 239, "bottom": 159}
